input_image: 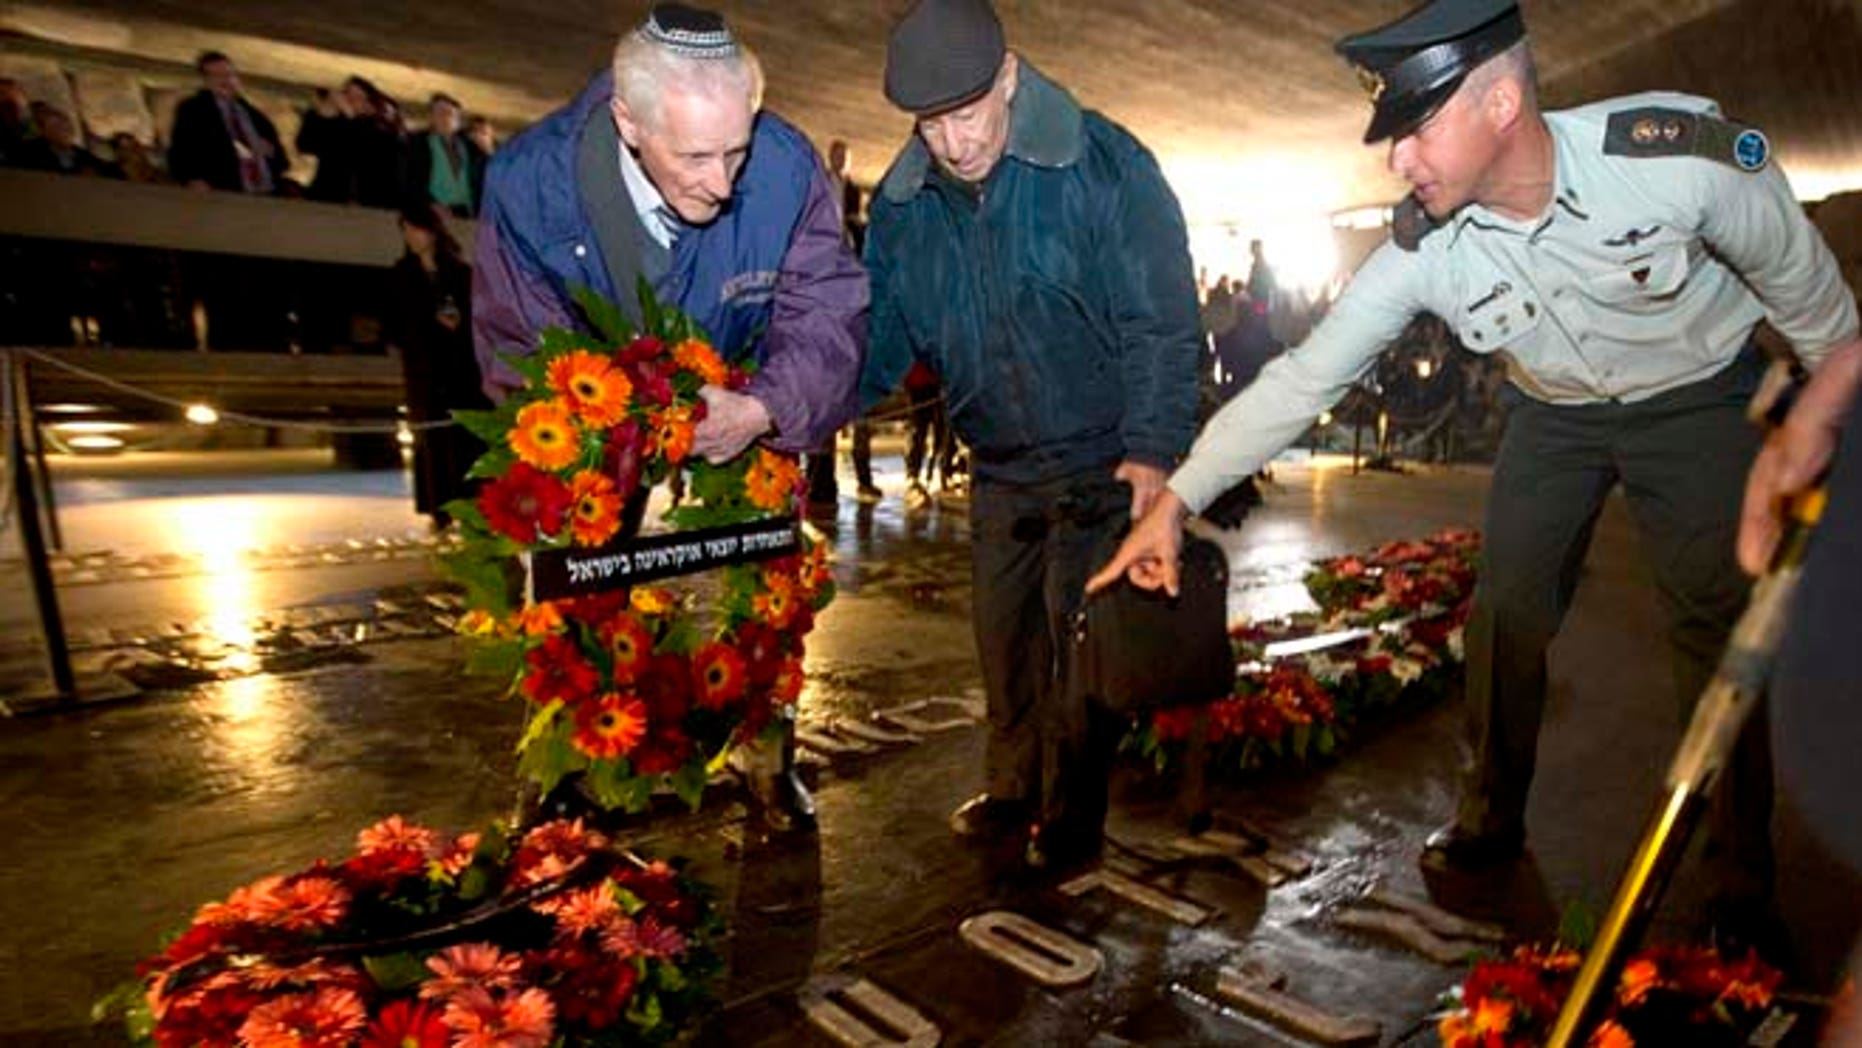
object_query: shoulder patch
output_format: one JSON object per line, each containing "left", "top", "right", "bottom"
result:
{"left": 1391, "top": 194, "right": 1440, "bottom": 252}
{"left": 1603, "top": 106, "right": 1769, "bottom": 172}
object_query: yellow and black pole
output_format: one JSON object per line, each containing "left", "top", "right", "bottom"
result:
{"left": 1546, "top": 361, "right": 1827, "bottom": 1046}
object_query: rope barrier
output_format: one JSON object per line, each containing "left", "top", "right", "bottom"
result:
{"left": 17, "top": 348, "right": 453, "bottom": 435}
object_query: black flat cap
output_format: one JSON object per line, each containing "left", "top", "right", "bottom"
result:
{"left": 884, "top": 0, "right": 1006, "bottom": 115}
{"left": 1336, "top": 0, "right": 1526, "bottom": 143}
{"left": 640, "top": 2, "right": 739, "bottom": 59}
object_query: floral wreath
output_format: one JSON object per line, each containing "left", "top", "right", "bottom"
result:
{"left": 445, "top": 286, "right": 834, "bottom": 813}
{"left": 112, "top": 816, "right": 720, "bottom": 1047}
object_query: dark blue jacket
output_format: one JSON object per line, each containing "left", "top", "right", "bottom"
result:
{"left": 860, "top": 63, "right": 1201, "bottom": 484}
{"left": 472, "top": 71, "right": 867, "bottom": 452}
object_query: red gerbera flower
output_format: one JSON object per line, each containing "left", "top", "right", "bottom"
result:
{"left": 521, "top": 634, "right": 599, "bottom": 707}
{"left": 420, "top": 942, "right": 523, "bottom": 1001}
{"left": 532, "top": 883, "right": 621, "bottom": 938}
{"left": 357, "top": 815, "right": 439, "bottom": 857}
{"left": 601, "top": 613, "right": 655, "bottom": 685}
{"left": 237, "top": 987, "right": 367, "bottom": 1048}
{"left": 510, "top": 819, "right": 602, "bottom": 888}
{"left": 247, "top": 876, "right": 350, "bottom": 932}
{"left": 571, "top": 693, "right": 648, "bottom": 761}
{"left": 441, "top": 986, "right": 556, "bottom": 1048}
{"left": 630, "top": 728, "right": 692, "bottom": 776}
{"left": 479, "top": 464, "right": 572, "bottom": 544}
{"left": 772, "top": 656, "right": 806, "bottom": 708}
{"left": 550, "top": 949, "right": 639, "bottom": 1031}
{"left": 637, "top": 652, "right": 695, "bottom": 722}
{"left": 616, "top": 335, "right": 663, "bottom": 365}
{"left": 361, "top": 999, "right": 449, "bottom": 1048}
{"left": 733, "top": 622, "right": 786, "bottom": 685}
{"left": 692, "top": 642, "right": 748, "bottom": 709}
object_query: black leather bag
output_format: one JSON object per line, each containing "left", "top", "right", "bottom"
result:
{"left": 1070, "top": 532, "right": 1234, "bottom": 716}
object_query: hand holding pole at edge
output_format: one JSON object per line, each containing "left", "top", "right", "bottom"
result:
{"left": 1737, "top": 338, "right": 1862, "bottom": 574}
{"left": 1086, "top": 486, "right": 1189, "bottom": 598}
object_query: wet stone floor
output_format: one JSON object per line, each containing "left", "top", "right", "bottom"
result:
{"left": 0, "top": 452, "right": 1855, "bottom": 1046}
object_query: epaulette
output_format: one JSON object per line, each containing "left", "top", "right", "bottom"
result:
{"left": 1603, "top": 107, "right": 1771, "bottom": 172}
{"left": 1391, "top": 194, "right": 1440, "bottom": 252}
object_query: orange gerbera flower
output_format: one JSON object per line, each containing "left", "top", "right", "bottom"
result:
{"left": 1588, "top": 1021, "right": 1635, "bottom": 1048}
{"left": 772, "top": 656, "right": 805, "bottom": 707}
{"left": 572, "top": 693, "right": 648, "bottom": 760}
{"left": 744, "top": 448, "right": 800, "bottom": 510}
{"left": 509, "top": 399, "right": 581, "bottom": 471}
{"left": 1618, "top": 957, "right": 1659, "bottom": 1007}
{"left": 671, "top": 338, "right": 729, "bottom": 387}
{"left": 631, "top": 587, "right": 676, "bottom": 616}
{"left": 512, "top": 601, "right": 564, "bottom": 637}
{"left": 753, "top": 574, "right": 798, "bottom": 629}
{"left": 693, "top": 642, "right": 748, "bottom": 709}
{"left": 650, "top": 406, "right": 697, "bottom": 467}
{"left": 569, "top": 470, "right": 623, "bottom": 547}
{"left": 548, "top": 350, "right": 633, "bottom": 428}
{"left": 602, "top": 612, "right": 654, "bottom": 685}
{"left": 1439, "top": 995, "right": 1516, "bottom": 1046}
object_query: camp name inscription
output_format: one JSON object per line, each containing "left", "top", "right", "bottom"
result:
{"left": 529, "top": 517, "right": 800, "bottom": 601}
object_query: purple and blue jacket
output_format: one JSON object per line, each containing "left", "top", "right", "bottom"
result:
{"left": 471, "top": 71, "right": 867, "bottom": 453}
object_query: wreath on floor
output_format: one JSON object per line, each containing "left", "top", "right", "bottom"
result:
{"left": 444, "top": 286, "right": 834, "bottom": 813}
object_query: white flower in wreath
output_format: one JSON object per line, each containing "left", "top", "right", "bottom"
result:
{"left": 1447, "top": 627, "right": 1465, "bottom": 661}
{"left": 1304, "top": 653, "right": 1353, "bottom": 684}
{"left": 1391, "top": 656, "right": 1426, "bottom": 684}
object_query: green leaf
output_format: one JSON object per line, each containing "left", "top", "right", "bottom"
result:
{"left": 503, "top": 347, "right": 550, "bottom": 386}
{"left": 1557, "top": 902, "right": 1598, "bottom": 952}
{"left": 1314, "top": 724, "right": 1337, "bottom": 757}
{"left": 636, "top": 276, "right": 664, "bottom": 337}
{"left": 465, "top": 639, "right": 527, "bottom": 681}
{"left": 665, "top": 504, "right": 774, "bottom": 529}
{"left": 627, "top": 990, "right": 664, "bottom": 1033}
{"left": 671, "top": 761, "right": 709, "bottom": 811}
{"left": 658, "top": 961, "right": 687, "bottom": 993}
{"left": 467, "top": 445, "right": 518, "bottom": 480}
{"left": 459, "top": 863, "right": 492, "bottom": 902}
{"left": 442, "top": 549, "right": 517, "bottom": 619}
{"left": 455, "top": 407, "right": 512, "bottom": 444}
{"left": 1290, "top": 721, "right": 1312, "bottom": 761}
{"left": 573, "top": 284, "right": 633, "bottom": 343}
{"left": 516, "top": 700, "right": 565, "bottom": 753}
{"left": 517, "top": 714, "right": 588, "bottom": 796}
{"left": 614, "top": 886, "right": 646, "bottom": 916}
{"left": 584, "top": 758, "right": 653, "bottom": 812}
{"left": 363, "top": 952, "right": 432, "bottom": 992}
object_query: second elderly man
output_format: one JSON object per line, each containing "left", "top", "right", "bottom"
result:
{"left": 862, "top": 0, "right": 1203, "bottom": 870}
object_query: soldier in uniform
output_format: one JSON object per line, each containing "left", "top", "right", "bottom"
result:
{"left": 1089, "top": 0, "right": 1860, "bottom": 948}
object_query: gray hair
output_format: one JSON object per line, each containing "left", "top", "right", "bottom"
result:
{"left": 1464, "top": 40, "right": 1538, "bottom": 110}
{"left": 612, "top": 29, "right": 765, "bottom": 129}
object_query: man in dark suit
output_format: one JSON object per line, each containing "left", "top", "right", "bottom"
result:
{"left": 167, "top": 51, "right": 287, "bottom": 194}
{"left": 407, "top": 93, "right": 486, "bottom": 217}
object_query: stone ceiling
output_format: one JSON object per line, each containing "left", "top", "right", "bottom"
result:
{"left": 5, "top": 0, "right": 1862, "bottom": 228}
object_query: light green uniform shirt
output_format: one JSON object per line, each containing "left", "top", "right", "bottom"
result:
{"left": 1171, "top": 91, "right": 1860, "bottom": 514}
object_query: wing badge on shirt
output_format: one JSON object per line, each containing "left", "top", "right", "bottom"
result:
{"left": 1603, "top": 225, "right": 1662, "bottom": 249}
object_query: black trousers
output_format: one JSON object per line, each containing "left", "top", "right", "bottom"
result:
{"left": 970, "top": 468, "right": 1130, "bottom": 831}
{"left": 1459, "top": 349, "right": 1773, "bottom": 901}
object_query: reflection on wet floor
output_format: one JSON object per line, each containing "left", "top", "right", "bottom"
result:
{"left": 0, "top": 455, "right": 1855, "bottom": 1045}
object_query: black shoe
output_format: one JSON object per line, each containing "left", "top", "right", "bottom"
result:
{"left": 948, "top": 794, "right": 1032, "bottom": 839}
{"left": 1024, "top": 822, "right": 1104, "bottom": 873}
{"left": 1419, "top": 821, "right": 1526, "bottom": 871}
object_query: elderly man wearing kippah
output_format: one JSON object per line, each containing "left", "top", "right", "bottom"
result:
{"left": 1091, "top": 0, "right": 1861, "bottom": 957}
{"left": 473, "top": 2, "right": 869, "bottom": 829}
{"left": 861, "top": 0, "right": 1204, "bottom": 871}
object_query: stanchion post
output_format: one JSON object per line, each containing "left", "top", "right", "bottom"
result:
{"left": 17, "top": 355, "right": 62, "bottom": 552}
{"left": 7, "top": 350, "right": 76, "bottom": 703}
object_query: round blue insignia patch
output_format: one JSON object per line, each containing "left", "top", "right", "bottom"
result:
{"left": 1734, "top": 129, "right": 1770, "bottom": 172}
